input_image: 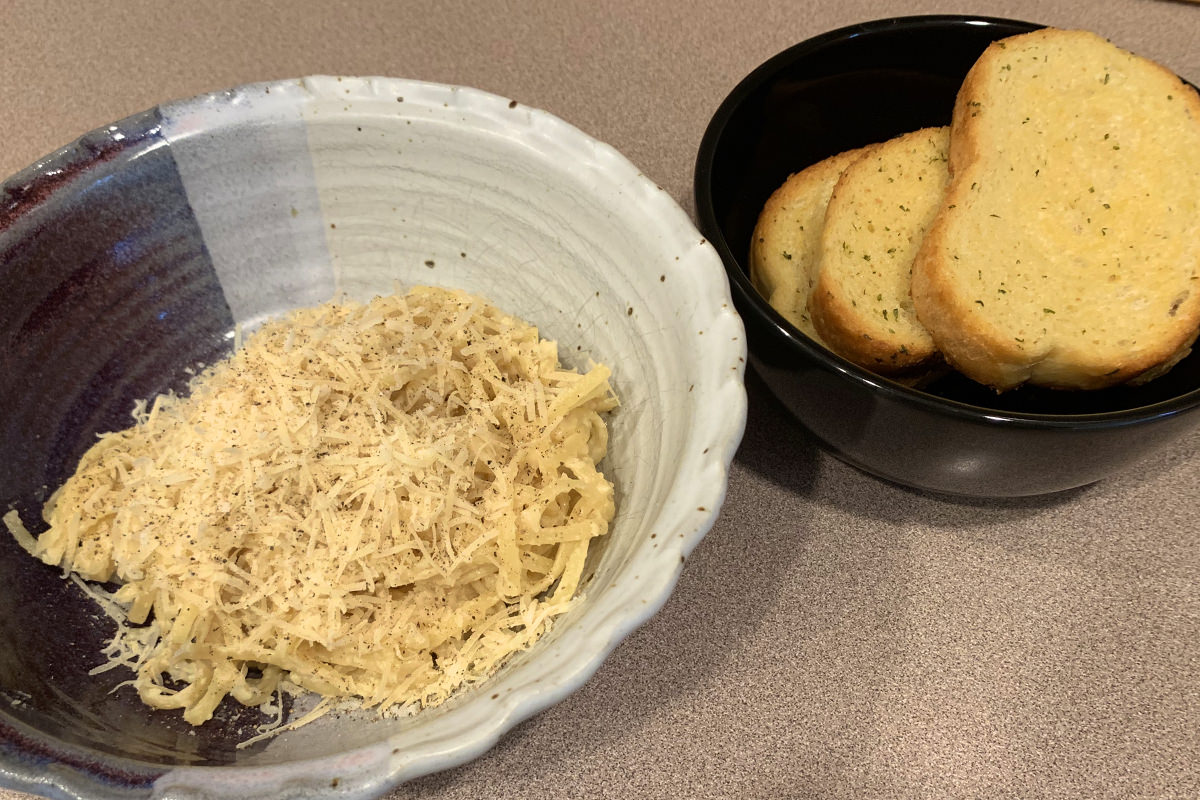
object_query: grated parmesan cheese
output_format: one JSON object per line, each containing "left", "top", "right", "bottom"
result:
{"left": 5, "top": 286, "right": 616, "bottom": 730}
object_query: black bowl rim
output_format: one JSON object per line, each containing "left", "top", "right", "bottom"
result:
{"left": 695, "top": 13, "right": 1200, "bottom": 430}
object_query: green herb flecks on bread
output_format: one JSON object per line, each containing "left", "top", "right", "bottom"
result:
{"left": 810, "top": 127, "right": 950, "bottom": 374}
{"left": 750, "top": 146, "right": 874, "bottom": 341}
{"left": 911, "top": 28, "right": 1200, "bottom": 390}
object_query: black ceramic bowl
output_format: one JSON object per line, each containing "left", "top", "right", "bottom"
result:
{"left": 695, "top": 15, "right": 1200, "bottom": 497}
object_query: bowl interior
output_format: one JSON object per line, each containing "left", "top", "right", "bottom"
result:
{"left": 699, "top": 15, "right": 1200, "bottom": 417}
{"left": 0, "top": 78, "right": 740, "bottom": 776}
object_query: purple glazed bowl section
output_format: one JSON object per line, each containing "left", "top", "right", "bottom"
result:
{"left": 0, "top": 109, "right": 285, "bottom": 793}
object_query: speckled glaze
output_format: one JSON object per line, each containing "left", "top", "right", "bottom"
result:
{"left": 694, "top": 15, "right": 1200, "bottom": 497}
{"left": 0, "top": 78, "right": 746, "bottom": 799}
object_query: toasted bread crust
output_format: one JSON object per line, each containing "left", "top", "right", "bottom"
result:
{"left": 912, "top": 29, "right": 1200, "bottom": 390}
{"left": 750, "top": 146, "right": 874, "bottom": 340}
{"left": 810, "top": 128, "right": 949, "bottom": 374}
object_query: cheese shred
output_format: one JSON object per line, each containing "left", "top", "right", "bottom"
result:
{"left": 6, "top": 286, "right": 617, "bottom": 730}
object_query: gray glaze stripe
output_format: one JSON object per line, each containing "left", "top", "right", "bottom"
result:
{"left": 159, "top": 81, "right": 335, "bottom": 329}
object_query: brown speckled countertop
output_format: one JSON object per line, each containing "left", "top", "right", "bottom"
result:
{"left": 2, "top": 1, "right": 1197, "bottom": 797}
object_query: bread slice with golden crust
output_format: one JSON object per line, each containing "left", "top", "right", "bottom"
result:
{"left": 809, "top": 127, "right": 950, "bottom": 374}
{"left": 911, "top": 28, "right": 1200, "bottom": 391}
{"left": 749, "top": 146, "right": 874, "bottom": 341}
